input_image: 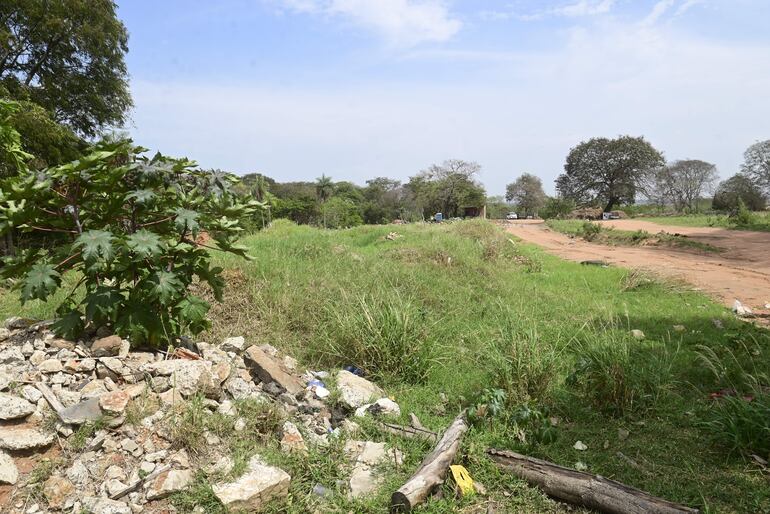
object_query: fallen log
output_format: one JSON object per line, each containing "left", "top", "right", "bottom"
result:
{"left": 391, "top": 412, "right": 468, "bottom": 513}
{"left": 486, "top": 449, "right": 699, "bottom": 514}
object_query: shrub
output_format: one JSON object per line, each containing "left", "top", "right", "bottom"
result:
{"left": 316, "top": 293, "right": 442, "bottom": 384}
{"left": 567, "top": 335, "right": 676, "bottom": 415}
{"left": 697, "top": 345, "right": 770, "bottom": 456}
{"left": 581, "top": 221, "right": 602, "bottom": 241}
{"left": 730, "top": 198, "right": 757, "bottom": 227}
{"left": 0, "top": 140, "right": 260, "bottom": 345}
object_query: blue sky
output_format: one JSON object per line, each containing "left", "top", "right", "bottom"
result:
{"left": 116, "top": 0, "right": 770, "bottom": 195}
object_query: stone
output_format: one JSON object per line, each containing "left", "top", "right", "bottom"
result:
{"left": 78, "top": 358, "right": 97, "bottom": 372}
{"left": 212, "top": 456, "right": 291, "bottom": 511}
{"left": 0, "top": 346, "right": 25, "bottom": 364}
{"left": 38, "top": 359, "right": 63, "bottom": 373}
{"left": 221, "top": 336, "right": 246, "bottom": 353}
{"left": 217, "top": 399, "right": 237, "bottom": 416}
{"left": 573, "top": 440, "right": 588, "bottom": 451}
{"left": 144, "top": 449, "right": 168, "bottom": 463}
{"left": 204, "top": 455, "right": 234, "bottom": 475}
{"left": 234, "top": 417, "right": 247, "bottom": 432}
{"left": 144, "top": 360, "right": 220, "bottom": 398}
{"left": 100, "top": 390, "right": 130, "bottom": 415}
{"left": 5, "top": 317, "right": 34, "bottom": 330}
{"left": 344, "top": 441, "right": 403, "bottom": 498}
{"left": 630, "top": 329, "right": 645, "bottom": 341}
{"left": 336, "top": 370, "right": 385, "bottom": 409}
{"left": 81, "top": 379, "right": 109, "bottom": 398}
{"left": 224, "top": 376, "right": 257, "bottom": 400}
{"left": 140, "top": 461, "right": 156, "bottom": 474}
{"left": 0, "top": 392, "right": 35, "bottom": 420}
{"left": 0, "top": 450, "right": 19, "bottom": 484}
{"left": 243, "top": 346, "right": 304, "bottom": 396}
{"left": 0, "top": 327, "right": 10, "bottom": 342}
{"left": 0, "top": 370, "right": 12, "bottom": 391}
{"left": 29, "top": 349, "right": 46, "bottom": 365}
{"left": 43, "top": 475, "right": 75, "bottom": 510}
{"left": 354, "top": 398, "right": 401, "bottom": 418}
{"left": 158, "top": 388, "right": 184, "bottom": 407}
{"left": 280, "top": 421, "right": 307, "bottom": 454}
{"left": 66, "top": 459, "right": 90, "bottom": 485}
{"left": 0, "top": 425, "right": 55, "bottom": 450}
{"left": 59, "top": 397, "right": 103, "bottom": 425}
{"left": 733, "top": 300, "right": 752, "bottom": 316}
{"left": 145, "top": 469, "right": 193, "bottom": 500}
{"left": 91, "top": 335, "right": 123, "bottom": 357}
{"left": 105, "top": 479, "right": 129, "bottom": 498}
{"left": 82, "top": 497, "right": 132, "bottom": 514}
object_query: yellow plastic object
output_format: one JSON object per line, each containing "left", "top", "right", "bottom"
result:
{"left": 449, "top": 465, "right": 475, "bottom": 497}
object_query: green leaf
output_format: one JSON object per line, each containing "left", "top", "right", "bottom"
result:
{"left": 74, "top": 230, "right": 115, "bottom": 263}
{"left": 126, "top": 230, "right": 164, "bottom": 259}
{"left": 84, "top": 286, "right": 124, "bottom": 323}
{"left": 149, "top": 271, "right": 183, "bottom": 305}
{"left": 52, "top": 309, "right": 85, "bottom": 340}
{"left": 177, "top": 295, "right": 210, "bottom": 334}
{"left": 174, "top": 208, "right": 200, "bottom": 236}
{"left": 21, "top": 263, "right": 61, "bottom": 303}
{"left": 196, "top": 265, "right": 225, "bottom": 302}
{"left": 125, "top": 189, "right": 155, "bottom": 203}
{"left": 114, "top": 301, "right": 160, "bottom": 345}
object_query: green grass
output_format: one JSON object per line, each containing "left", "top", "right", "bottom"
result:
{"left": 546, "top": 219, "right": 723, "bottom": 253}
{"left": 639, "top": 212, "right": 770, "bottom": 232}
{"left": 2, "top": 219, "right": 769, "bottom": 513}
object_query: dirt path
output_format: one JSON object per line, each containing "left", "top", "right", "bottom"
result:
{"left": 504, "top": 220, "right": 770, "bottom": 315}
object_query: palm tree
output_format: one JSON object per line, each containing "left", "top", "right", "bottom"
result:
{"left": 315, "top": 174, "right": 334, "bottom": 228}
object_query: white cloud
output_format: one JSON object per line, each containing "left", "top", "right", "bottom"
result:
{"left": 275, "top": 0, "right": 461, "bottom": 46}
{"left": 484, "top": 0, "right": 616, "bottom": 22}
{"left": 642, "top": 0, "right": 677, "bottom": 25}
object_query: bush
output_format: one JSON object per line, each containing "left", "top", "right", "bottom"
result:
{"left": 730, "top": 198, "right": 757, "bottom": 227}
{"left": 581, "top": 221, "right": 602, "bottom": 241}
{"left": 567, "top": 334, "right": 676, "bottom": 415}
{"left": 316, "top": 293, "right": 442, "bottom": 384}
{"left": 0, "top": 140, "right": 260, "bottom": 345}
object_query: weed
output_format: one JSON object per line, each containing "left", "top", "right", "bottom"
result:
{"left": 170, "top": 472, "right": 227, "bottom": 514}
{"left": 69, "top": 418, "right": 107, "bottom": 450}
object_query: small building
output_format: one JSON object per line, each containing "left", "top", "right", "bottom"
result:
{"left": 463, "top": 205, "right": 487, "bottom": 219}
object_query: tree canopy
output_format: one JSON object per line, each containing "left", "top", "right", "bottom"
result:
{"left": 740, "top": 140, "right": 770, "bottom": 194}
{"left": 0, "top": 0, "right": 132, "bottom": 137}
{"left": 506, "top": 173, "right": 546, "bottom": 216}
{"left": 556, "top": 136, "right": 664, "bottom": 212}
{"left": 712, "top": 173, "right": 767, "bottom": 212}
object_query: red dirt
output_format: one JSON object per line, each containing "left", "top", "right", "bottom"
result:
{"left": 504, "top": 219, "right": 770, "bottom": 316}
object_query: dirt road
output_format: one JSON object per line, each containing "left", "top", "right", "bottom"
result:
{"left": 504, "top": 219, "right": 770, "bottom": 314}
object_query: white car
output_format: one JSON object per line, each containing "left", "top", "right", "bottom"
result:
{"left": 506, "top": 212, "right": 518, "bottom": 220}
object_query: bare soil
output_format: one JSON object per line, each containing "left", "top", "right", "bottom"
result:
{"left": 504, "top": 219, "right": 770, "bottom": 316}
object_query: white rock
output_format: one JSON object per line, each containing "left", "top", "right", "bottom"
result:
{"left": 21, "top": 385, "right": 42, "bottom": 403}
{"left": 344, "top": 441, "right": 403, "bottom": 498}
{"left": 66, "top": 459, "right": 90, "bottom": 485}
{"left": 354, "top": 397, "right": 401, "bottom": 418}
{"left": 145, "top": 469, "right": 193, "bottom": 500}
{"left": 0, "top": 450, "right": 19, "bottom": 484}
{"left": 222, "top": 336, "right": 246, "bottom": 353}
{"left": 82, "top": 497, "right": 132, "bottom": 514}
{"left": 0, "top": 392, "right": 35, "bottom": 420}
{"left": 0, "top": 327, "right": 10, "bottom": 342}
{"left": 0, "top": 425, "right": 55, "bottom": 450}
{"left": 38, "top": 359, "right": 63, "bottom": 373}
{"left": 0, "top": 346, "right": 25, "bottom": 364}
{"left": 212, "top": 456, "right": 290, "bottom": 511}
{"left": 144, "top": 360, "right": 219, "bottom": 398}
{"left": 630, "top": 329, "right": 645, "bottom": 341}
{"left": 336, "top": 370, "right": 384, "bottom": 409}
{"left": 573, "top": 440, "right": 588, "bottom": 451}
{"left": 733, "top": 300, "right": 752, "bottom": 316}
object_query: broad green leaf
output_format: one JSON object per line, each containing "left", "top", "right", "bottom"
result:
{"left": 174, "top": 208, "right": 200, "bottom": 236}
{"left": 74, "top": 230, "right": 115, "bottom": 263}
{"left": 177, "top": 295, "right": 209, "bottom": 322}
{"left": 52, "top": 310, "right": 85, "bottom": 340}
{"left": 21, "top": 263, "right": 61, "bottom": 303}
{"left": 125, "top": 189, "right": 155, "bottom": 203}
{"left": 126, "top": 230, "right": 164, "bottom": 259}
{"left": 115, "top": 301, "right": 161, "bottom": 345}
{"left": 149, "top": 271, "right": 183, "bottom": 305}
{"left": 196, "top": 265, "right": 225, "bottom": 301}
{"left": 84, "top": 286, "right": 124, "bottom": 323}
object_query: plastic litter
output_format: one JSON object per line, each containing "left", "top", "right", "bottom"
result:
{"left": 449, "top": 465, "right": 475, "bottom": 497}
{"left": 344, "top": 365, "right": 365, "bottom": 376}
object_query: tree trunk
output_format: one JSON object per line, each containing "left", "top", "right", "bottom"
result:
{"left": 487, "top": 449, "right": 699, "bottom": 514}
{"left": 604, "top": 198, "right": 616, "bottom": 213}
{"left": 391, "top": 413, "right": 468, "bottom": 513}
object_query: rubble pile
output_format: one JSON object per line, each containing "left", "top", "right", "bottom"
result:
{"left": 0, "top": 318, "right": 402, "bottom": 513}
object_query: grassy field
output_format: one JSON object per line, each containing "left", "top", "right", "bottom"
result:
{"left": 545, "top": 219, "right": 722, "bottom": 253}
{"left": 2, "top": 220, "right": 769, "bottom": 513}
{"left": 639, "top": 212, "right": 770, "bottom": 232}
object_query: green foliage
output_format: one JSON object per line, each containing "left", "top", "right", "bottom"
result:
{"left": 713, "top": 174, "right": 767, "bottom": 212}
{"left": 581, "top": 220, "right": 602, "bottom": 241}
{"left": 505, "top": 173, "right": 546, "bottom": 216}
{"left": 468, "top": 390, "right": 558, "bottom": 446}
{"left": 0, "top": 98, "right": 32, "bottom": 177}
{"left": 0, "top": 0, "right": 132, "bottom": 137}
{"left": 0, "top": 139, "right": 260, "bottom": 345}
{"left": 539, "top": 196, "right": 576, "bottom": 219}
{"left": 556, "top": 135, "right": 665, "bottom": 212}
{"left": 730, "top": 198, "right": 757, "bottom": 227}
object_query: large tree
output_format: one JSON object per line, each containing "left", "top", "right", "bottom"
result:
{"left": 411, "top": 159, "right": 485, "bottom": 218}
{"left": 0, "top": 0, "right": 132, "bottom": 137}
{"left": 505, "top": 173, "right": 546, "bottom": 216}
{"left": 556, "top": 136, "right": 664, "bottom": 212}
{"left": 661, "top": 159, "right": 718, "bottom": 212}
{"left": 740, "top": 140, "right": 770, "bottom": 194}
{"left": 712, "top": 174, "right": 767, "bottom": 212}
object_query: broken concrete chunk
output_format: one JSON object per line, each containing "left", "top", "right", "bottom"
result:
{"left": 59, "top": 397, "right": 103, "bottom": 425}
{"left": 213, "top": 456, "right": 291, "bottom": 511}
{"left": 243, "top": 345, "right": 304, "bottom": 396}
{"left": 145, "top": 468, "right": 193, "bottom": 500}
{"left": 100, "top": 390, "right": 130, "bottom": 415}
{"left": 280, "top": 421, "right": 307, "bottom": 454}
{"left": 144, "top": 360, "right": 220, "bottom": 398}
{"left": 38, "top": 358, "right": 63, "bottom": 373}
{"left": 354, "top": 397, "right": 401, "bottom": 418}
{"left": 344, "top": 440, "right": 403, "bottom": 498}
{"left": 0, "top": 392, "right": 35, "bottom": 420}
{"left": 43, "top": 475, "right": 75, "bottom": 510}
{"left": 91, "top": 335, "right": 123, "bottom": 357}
{"left": 0, "top": 425, "right": 55, "bottom": 450}
{"left": 222, "top": 336, "right": 246, "bottom": 353}
{"left": 82, "top": 497, "right": 132, "bottom": 514}
{"left": 0, "top": 450, "right": 18, "bottom": 485}
{"left": 336, "top": 370, "right": 385, "bottom": 409}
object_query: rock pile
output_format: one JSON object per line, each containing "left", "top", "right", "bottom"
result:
{"left": 0, "top": 317, "right": 402, "bottom": 513}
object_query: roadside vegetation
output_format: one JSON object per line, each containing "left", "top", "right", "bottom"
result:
{"left": 545, "top": 219, "right": 723, "bottom": 253}
{"left": 639, "top": 210, "right": 770, "bottom": 232}
{"left": 3, "top": 219, "right": 768, "bottom": 512}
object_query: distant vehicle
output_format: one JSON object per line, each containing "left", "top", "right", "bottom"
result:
{"left": 506, "top": 212, "right": 518, "bottom": 220}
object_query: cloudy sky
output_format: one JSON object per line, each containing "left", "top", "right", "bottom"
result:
{"left": 117, "top": 0, "right": 770, "bottom": 195}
